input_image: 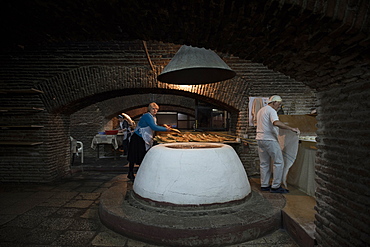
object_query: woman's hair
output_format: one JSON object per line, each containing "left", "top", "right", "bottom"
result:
{"left": 148, "top": 102, "right": 159, "bottom": 111}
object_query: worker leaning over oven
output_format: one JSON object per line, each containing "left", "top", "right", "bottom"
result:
{"left": 126, "top": 102, "right": 172, "bottom": 180}
{"left": 256, "top": 95, "right": 300, "bottom": 193}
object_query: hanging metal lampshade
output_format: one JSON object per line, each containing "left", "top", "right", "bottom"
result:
{"left": 157, "top": 45, "right": 236, "bottom": 85}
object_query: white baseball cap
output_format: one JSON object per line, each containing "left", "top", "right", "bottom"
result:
{"left": 268, "top": 95, "right": 282, "bottom": 103}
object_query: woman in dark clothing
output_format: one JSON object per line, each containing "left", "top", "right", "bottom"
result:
{"left": 127, "top": 102, "right": 171, "bottom": 180}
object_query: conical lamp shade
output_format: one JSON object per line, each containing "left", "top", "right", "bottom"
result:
{"left": 157, "top": 45, "right": 236, "bottom": 84}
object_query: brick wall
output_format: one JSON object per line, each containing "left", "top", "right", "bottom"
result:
{"left": 314, "top": 80, "right": 370, "bottom": 246}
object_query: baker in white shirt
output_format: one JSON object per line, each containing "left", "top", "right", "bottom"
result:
{"left": 256, "top": 95, "right": 300, "bottom": 193}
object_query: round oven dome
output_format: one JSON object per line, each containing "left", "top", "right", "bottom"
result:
{"left": 133, "top": 142, "right": 251, "bottom": 205}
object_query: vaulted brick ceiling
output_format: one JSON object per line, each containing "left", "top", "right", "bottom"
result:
{"left": 1, "top": 0, "right": 369, "bottom": 90}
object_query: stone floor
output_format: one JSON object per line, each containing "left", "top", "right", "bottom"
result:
{"left": 0, "top": 156, "right": 305, "bottom": 246}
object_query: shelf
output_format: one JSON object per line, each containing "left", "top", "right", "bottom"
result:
{"left": 0, "top": 141, "right": 43, "bottom": 146}
{"left": 0, "top": 107, "right": 44, "bottom": 112}
{"left": 0, "top": 125, "right": 44, "bottom": 129}
{"left": 0, "top": 88, "right": 44, "bottom": 94}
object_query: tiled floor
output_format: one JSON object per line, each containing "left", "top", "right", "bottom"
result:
{"left": 0, "top": 157, "right": 301, "bottom": 247}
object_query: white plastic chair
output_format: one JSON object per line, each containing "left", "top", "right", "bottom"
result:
{"left": 76, "top": 141, "right": 84, "bottom": 164}
{"left": 70, "top": 137, "right": 84, "bottom": 164}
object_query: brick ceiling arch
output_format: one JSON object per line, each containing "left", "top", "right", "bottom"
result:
{"left": 97, "top": 94, "right": 197, "bottom": 120}
{"left": 2, "top": 0, "right": 369, "bottom": 91}
{"left": 40, "top": 65, "right": 247, "bottom": 114}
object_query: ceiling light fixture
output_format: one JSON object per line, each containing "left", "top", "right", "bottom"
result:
{"left": 157, "top": 45, "right": 236, "bottom": 85}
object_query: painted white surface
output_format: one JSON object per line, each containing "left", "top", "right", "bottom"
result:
{"left": 133, "top": 142, "right": 251, "bottom": 205}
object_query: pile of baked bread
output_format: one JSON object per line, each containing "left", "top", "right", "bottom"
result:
{"left": 154, "top": 133, "right": 235, "bottom": 143}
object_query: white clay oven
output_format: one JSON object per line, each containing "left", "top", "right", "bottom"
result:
{"left": 133, "top": 142, "right": 251, "bottom": 205}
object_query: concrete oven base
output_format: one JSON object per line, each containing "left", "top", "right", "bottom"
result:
{"left": 99, "top": 176, "right": 286, "bottom": 247}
